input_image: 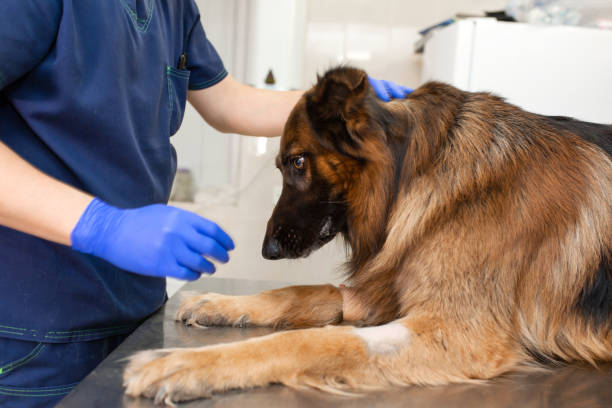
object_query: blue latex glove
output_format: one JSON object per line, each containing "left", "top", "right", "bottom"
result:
{"left": 71, "top": 198, "right": 234, "bottom": 280}
{"left": 368, "top": 76, "right": 413, "bottom": 102}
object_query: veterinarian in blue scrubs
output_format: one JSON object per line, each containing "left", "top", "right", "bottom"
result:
{"left": 0, "top": 1, "right": 410, "bottom": 407}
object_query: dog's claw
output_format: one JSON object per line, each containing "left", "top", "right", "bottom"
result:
{"left": 234, "top": 314, "right": 250, "bottom": 328}
{"left": 154, "top": 386, "right": 167, "bottom": 405}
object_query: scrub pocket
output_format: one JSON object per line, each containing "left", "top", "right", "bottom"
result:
{"left": 0, "top": 341, "right": 46, "bottom": 380}
{"left": 0, "top": 335, "right": 128, "bottom": 408}
{"left": 0, "top": 339, "right": 74, "bottom": 407}
{"left": 166, "top": 65, "right": 190, "bottom": 136}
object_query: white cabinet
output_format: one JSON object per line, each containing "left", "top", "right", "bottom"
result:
{"left": 422, "top": 18, "right": 612, "bottom": 124}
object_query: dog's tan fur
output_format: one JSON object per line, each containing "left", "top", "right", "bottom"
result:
{"left": 175, "top": 285, "right": 343, "bottom": 329}
{"left": 124, "top": 67, "right": 612, "bottom": 404}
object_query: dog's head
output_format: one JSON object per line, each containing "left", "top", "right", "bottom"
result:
{"left": 262, "top": 67, "right": 397, "bottom": 260}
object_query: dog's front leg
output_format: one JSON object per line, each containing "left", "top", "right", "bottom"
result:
{"left": 176, "top": 284, "right": 343, "bottom": 328}
{"left": 123, "top": 324, "right": 374, "bottom": 404}
{"left": 124, "top": 316, "right": 523, "bottom": 404}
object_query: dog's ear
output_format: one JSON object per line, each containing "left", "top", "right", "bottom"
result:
{"left": 306, "top": 67, "right": 368, "bottom": 120}
{"left": 305, "top": 67, "right": 372, "bottom": 157}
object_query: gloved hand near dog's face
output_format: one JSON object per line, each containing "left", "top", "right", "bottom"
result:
{"left": 69, "top": 76, "right": 407, "bottom": 281}
{"left": 71, "top": 198, "right": 234, "bottom": 280}
{"left": 368, "top": 76, "right": 413, "bottom": 101}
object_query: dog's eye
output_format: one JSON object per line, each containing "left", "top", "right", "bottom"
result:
{"left": 292, "top": 156, "right": 305, "bottom": 170}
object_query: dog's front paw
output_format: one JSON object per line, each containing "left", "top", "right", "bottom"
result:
{"left": 175, "top": 293, "right": 250, "bottom": 328}
{"left": 123, "top": 348, "right": 217, "bottom": 405}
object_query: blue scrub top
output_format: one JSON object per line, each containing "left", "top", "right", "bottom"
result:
{"left": 0, "top": 0, "right": 228, "bottom": 342}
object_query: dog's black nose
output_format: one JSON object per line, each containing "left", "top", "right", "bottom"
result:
{"left": 262, "top": 237, "right": 282, "bottom": 260}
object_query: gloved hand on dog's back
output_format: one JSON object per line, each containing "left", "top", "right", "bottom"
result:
{"left": 368, "top": 76, "right": 413, "bottom": 101}
{"left": 71, "top": 198, "right": 234, "bottom": 280}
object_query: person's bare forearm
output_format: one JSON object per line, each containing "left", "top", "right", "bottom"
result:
{"left": 0, "top": 141, "right": 93, "bottom": 246}
{"left": 188, "top": 75, "right": 304, "bottom": 137}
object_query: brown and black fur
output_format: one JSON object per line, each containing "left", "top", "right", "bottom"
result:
{"left": 124, "top": 67, "right": 612, "bottom": 404}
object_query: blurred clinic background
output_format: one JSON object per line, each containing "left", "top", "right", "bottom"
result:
{"left": 166, "top": 0, "right": 612, "bottom": 296}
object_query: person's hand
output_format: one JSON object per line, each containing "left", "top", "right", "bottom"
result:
{"left": 71, "top": 198, "right": 234, "bottom": 280}
{"left": 368, "top": 76, "right": 413, "bottom": 102}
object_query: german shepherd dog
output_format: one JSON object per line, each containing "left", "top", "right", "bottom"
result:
{"left": 124, "top": 67, "right": 612, "bottom": 405}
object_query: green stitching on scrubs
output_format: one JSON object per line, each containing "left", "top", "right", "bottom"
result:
{"left": 189, "top": 69, "right": 228, "bottom": 90}
{"left": 0, "top": 324, "right": 27, "bottom": 331}
{"left": 44, "top": 332, "right": 123, "bottom": 339}
{"left": 167, "top": 75, "right": 174, "bottom": 113}
{"left": 125, "top": 11, "right": 148, "bottom": 22}
{"left": 0, "top": 324, "right": 131, "bottom": 340}
{"left": 47, "top": 324, "right": 132, "bottom": 335}
{"left": 0, "top": 384, "right": 77, "bottom": 392}
{"left": 120, "top": 0, "right": 155, "bottom": 32}
{"left": 168, "top": 71, "right": 190, "bottom": 79}
{"left": 167, "top": 66, "right": 190, "bottom": 79}
{"left": 0, "top": 325, "right": 38, "bottom": 338}
{"left": 0, "top": 390, "right": 73, "bottom": 397}
{"left": 45, "top": 332, "right": 122, "bottom": 339}
{"left": 0, "top": 344, "right": 45, "bottom": 376}
{"left": 44, "top": 327, "right": 132, "bottom": 339}
{"left": 0, "top": 70, "right": 7, "bottom": 87}
{"left": 166, "top": 66, "right": 190, "bottom": 122}
{"left": 0, "top": 330, "right": 24, "bottom": 336}
{"left": 0, "top": 383, "right": 77, "bottom": 397}
{"left": 0, "top": 384, "right": 76, "bottom": 394}
{"left": 120, "top": 0, "right": 152, "bottom": 21}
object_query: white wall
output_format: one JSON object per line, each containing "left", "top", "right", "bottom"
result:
{"left": 303, "top": 0, "right": 508, "bottom": 87}
{"left": 170, "top": 0, "right": 239, "bottom": 191}
{"left": 244, "top": 0, "right": 307, "bottom": 90}
{"left": 172, "top": 0, "right": 309, "bottom": 193}
{"left": 173, "top": 0, "right": 510, "bottom": 192}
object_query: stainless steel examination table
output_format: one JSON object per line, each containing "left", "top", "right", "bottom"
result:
{"left": 57, "top": 277, "right": 612, "bottom": 408}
